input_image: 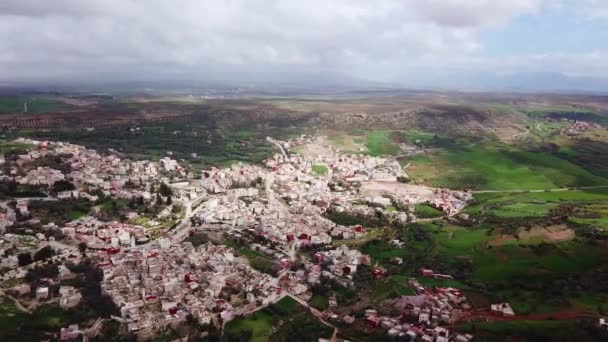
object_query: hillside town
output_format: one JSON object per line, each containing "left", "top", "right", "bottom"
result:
{"left": 0, "top": 136, "right": 480, "bottom": 341}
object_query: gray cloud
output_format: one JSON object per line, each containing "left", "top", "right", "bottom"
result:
{"left": 0, "top": 0, "right": 604, "bottom": 89}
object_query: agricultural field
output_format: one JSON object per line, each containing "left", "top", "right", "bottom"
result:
{"left": 327, "top": 133, "right": 366, "bottom": 154}
{"left": 12, "top": 124, "right": 280, "bottom": 168}
{"left": 358, "top": 205, "right": 608, "bottom": 319}
{"left": 433, "top": 224, "right": 608, "bottom": 315}
{"left": 0, "top": 303, "right": 85, "bottom": 342}
{"left": 225, "top": 309, "right": 274, "bottom": 342}
{"left": 464, "top": 188, "right": 608, "bottom": 218}
{"left": 0, "top": 298, "right": 26, "bottom": 340}
{"left": 414, "top": 203, "right": 443, "bottom": 218}
{"left": 0, "top": 96, "right": 74, "bottom": 114}
{"left": 0, "top": 140, "right": 36, "bottom": 154}
{"left": 458, "top": 319, "right": 606, "bottom": 341}
{"left": 364, "top": 130, "right": 401, "bottom": 156}
{"left": 568, "top": 203, "right": 608, "bottom": 234}
{"left": 224, "top": 297, "right": 331, "bottom": 342}
{"left": 225, "top": 239, "right": 276, "bottom": 274}
{"left": 0, "top": 91, "right": 605, "bottom": 341}
{"left": 405, "top": 141, "right": 608, "bottom": 190}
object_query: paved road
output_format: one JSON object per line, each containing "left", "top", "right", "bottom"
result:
{"left": 285, "top": 293, "right": 337, "bottom": 330}
{"left": 164, "top": 194, "right": 207, "bottom": 244}
{"left": 267, "top": 137, "right": 288, "bottom": 160}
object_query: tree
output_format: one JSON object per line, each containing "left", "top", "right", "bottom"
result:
{"left": 78, "top": 242, "right": 88, "bottom": 255}
{"left": 34, "top": 246, "right": 55, "bottom": 262}
{"left": 51, "top": 180, "right": 75, "bottom": 194}
{"left": 156, "top": 192, "right": 163, "bottom": 206}
{"left": 18, "top": 253, "right": 32, "bottom": 266}
{"left": 159, "top": 182, "right": 173, "bottom": 197}
{"left": 26, "top": 264, "right": 59, "bottom": 284}
{"left": 396, "top": 176, "right": 411, "bottom": 183}
{"left": 187, "top": 232, "right": 209, "bottom": 247}
{"left": 166, "top": 195, "right": 172, "bottom": 205}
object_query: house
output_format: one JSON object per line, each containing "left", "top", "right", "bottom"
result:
{"left": 59, "top": 286, "right": 82, "bottom": 308}
{"left": 314, "top": 252, "right": 324, "bottom": 263}
{"left": 343, "top": 315, "right": 355, "bottom": 324}
{"left": 59, "top": 324, "right": 80, "bottom": 341}
{"left": 491, "top": 303, "right": 515, "bottom": 317}
{"left": 365, "top": 315, "right": 381, "bottom": 328}
{"left": 420, "top": 268, "right": 434, "bottom": 277}
{"left": 372, "top": 268, "right": 385, "bottom": 278}
{"left": 36, "top": 286, "right": 49, "bottom": 300}
{"left": 419, "top": 312, "right": 430, "bottom": 324}
{"left": 328, "top": 297, "right": 337, "bottom": 308}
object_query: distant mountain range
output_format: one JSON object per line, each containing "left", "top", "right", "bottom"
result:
{"left": 1, "top": 68, "right": 606, "bottom": 96}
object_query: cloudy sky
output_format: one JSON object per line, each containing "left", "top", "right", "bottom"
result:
{"left": 1, "top": 0, "right": 607, "bottom": 90}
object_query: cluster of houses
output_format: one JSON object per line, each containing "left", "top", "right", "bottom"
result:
{"left": 312, "top": 245, "right": 371, "bottom": 284}
{"left": 3, "top": 138, "right": 183, "bottom": 202}
{"left": 190, "top": 136, "right": 472, "bottom": 257}
{"left": 96, "top": 239, "right": 292, "bottom": 337}
{"left": 0, "top": 136, "right": 480, "bottom": 341}
{"left": 9, "top": 280, "right": 83, "bottom": 309}
{"left": 66, "top": 219, "right": 150, "bottom": 248}
{"left": 561, "top": 120, "right": 602, "bottom": 136}
{"left": 348, "top": 278, "right": 475, "bottom": 341}
{"left": 424, "top": 190, "right": 472, "bottom": 216}
{"left": 17, "top": 166, "right": 65, "bottom": 186}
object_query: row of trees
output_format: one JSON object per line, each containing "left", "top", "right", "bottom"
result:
{"left": 17, "top": 245, "right": 55, "bottom": 266}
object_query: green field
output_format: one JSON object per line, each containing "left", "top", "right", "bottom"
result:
{"left": 98, "top": 198, "right": 129, "bottom": 211}
{"left": 360, "top": 213, "right": 608, "bottom": 316}
{"left": 0, "top": 303, "right": 83, "bottom": 342}
{"left": 0, "top": 140, "right": 36, "bottom": 154}
{"left": 473, "top": 242, "right": 603, "bottom": 282}
{"left": 0, "top": 96, "right": 74, "bottom": 114}
{"left": 311, "top": 164, "right": 328, "bottom": 175}
{"left": 414, "top": 203, "right": 443, "bottom": 218}
{"left": 225, "top": 310, "right": 274, "bottom": 342}
{"left": 309, "top": 294, "right": 329, "bottom": 310}
{"left": 465, "top": 188, "right": 608, "bottom": 219}
{"left": 486, "top": 202, "right": 559, "bottom": 218}
{"left": 406, "top": 142, "right": 608, "bottom": 190}
{"left": 360, "top": 239, "right": 411, "bottom": 262}
{"left": 369, "top": 275, "right": 416, "bottom": 301}
{"left": 230, "top": 245, "right": 275, "bottom": 274}
{"left": 224, "top": 297, "right": 331, "bottom": 342}
{"left": 457, "top": 319, "right": 605, "bottom": 341}
{"left": 436, "top": 227, "right": 490, "bottom": 258}
{"left": 0, "top": 298, "right": 25, "bottom": 335}
{"left": 365, "top": 130, "right": 401, "bottom": 156}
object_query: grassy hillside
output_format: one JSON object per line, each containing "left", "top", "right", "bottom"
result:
{"left": 406, "top": 142, "right": 608, "bottom": 190}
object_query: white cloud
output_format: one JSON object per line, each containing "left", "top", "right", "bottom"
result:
{"left": 0, "top": 0, "right": 603, "bottom": 88}
{"left": 585, "top": 0, "right": 608, "bottom": 19}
